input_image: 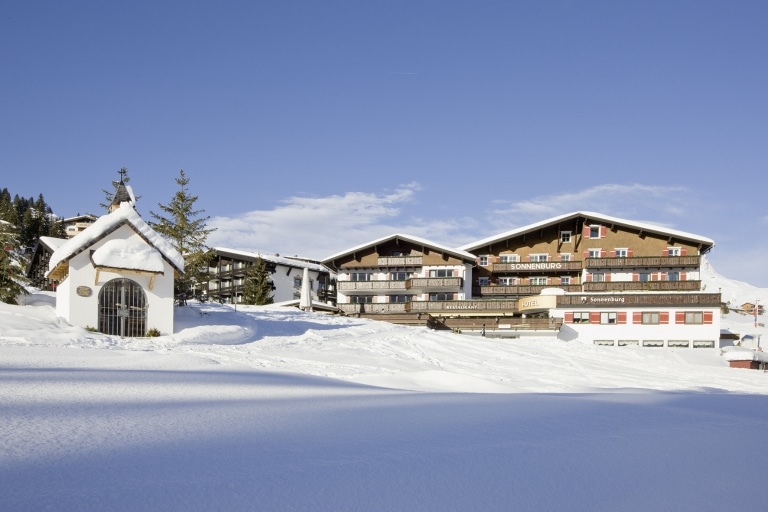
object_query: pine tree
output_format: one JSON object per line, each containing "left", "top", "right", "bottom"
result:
{"left": 149, "top": 170, "right": 216, "bottom": 298}
{"left": 242, "top": 257, "right": 274, "bottom": 305}
{"left": 0, "top": 221, "right": 28, "bottom": 304}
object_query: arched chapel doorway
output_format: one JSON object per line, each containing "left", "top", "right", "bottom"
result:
{"left": 98, "top": 278, "right": 148, "bottom": 336}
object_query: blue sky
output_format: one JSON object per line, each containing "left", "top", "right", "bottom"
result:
{"left": 3, "top": 1, "right": 767, "bottom": 286}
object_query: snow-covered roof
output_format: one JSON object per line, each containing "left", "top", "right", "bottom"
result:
{"left": 459, "top": 211, "right": 715, "bottom": 252}
{"left": 214, "top": 247, "right": 328, "bottom": 273}
{"left": 322, "top": 233, "right": 478, "bottom": 265}
{"left": 91, "top": 239, "right": 165, "bottom": 273}
{"left": 38, "top": 236, "right": 69, "bottom": 252}
{"left": 47, "top": 202, "right": 184, "bottom": 278}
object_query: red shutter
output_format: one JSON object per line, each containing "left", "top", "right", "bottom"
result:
{"left": 605, "top": 273, "right": 611, "bottom": 282}
{"left": 565, "top": 312, "right": 574, "bottom": 323}
{"left": 704, "top": 311, "right": 713, "bottom": 324}
{"left": 628, "top": 249, "right": 634, "bottom": 257}
{"left": 586, "top": 273, "right": 593, "bottom": 282}
{"left": 618, "top": 312, "right": 627, "bottom": 324}
{"left": 662, "top": 248, "right": 669, "bottom": 256}
{"left": 675, "top": 311, "right": 685, "bottom": 324}
{"left": 681, "top": 248, "right": 687, "bottom": 256}
{"left": 583, "top": 250, "right": 589, "bottom": 258}
{"left": 601, "top": 250, "right": 607, "bottom": 257}
{"left": 633, "top": 273, "right": 639, "bottom": 282}
{"left": 660, "top": 312, "right": 669, "bottom": 324}
{"left": 610, "top": 250, "right": 616, "bottom": 257}
{"left": 583, "top": 225, "right": 591, "bottom": 237}
{"left": 600, "top": 226, "right": 606, "bottom": 238}
{"left": 590, "top": 312, "right": 601, "bottom": 324}
{"left": 681, "top": 271, "right": 687, "bottom": 281}
{"left": 633, "top": 312, "right": 642, "bottom": 324}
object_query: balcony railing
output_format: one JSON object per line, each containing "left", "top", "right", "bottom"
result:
{"left": 339, "top": 303, "right": 408, "bottom": 315}
{"left": 377, "top": 256, "right": 423, "bottom": 267}
{"left": 585, "top": 256, "right": 700, "bottom": 269}
{"left": 406, "top": 300, "right": 518, "bottom": 314}
{"left": 492, "top": 261, "right": 583, "bottom": 273}
{"left": 583, "top": 280, "right": 702, "bottom": 292}
{"left": 338, "top": 280, "right": 408, "bottom": 292}
{"left": 479, "top": 284, "right": 582, "bottom": 296}
{"left": 406, "top": 277, "right": 463, "bottom": 290}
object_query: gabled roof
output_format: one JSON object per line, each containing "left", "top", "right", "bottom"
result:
{"left": 322, "top": 233, "right": 478, "bottom": 265}
{"left": 459, "top": 211, "right": 715, "bottom": 253}
{"left": 46, "top": 202, "right": 184, "bottom": 280}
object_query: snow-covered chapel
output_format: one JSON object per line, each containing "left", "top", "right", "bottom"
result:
{"left": 46, "top": 180, "right": 184, "bottom": 336}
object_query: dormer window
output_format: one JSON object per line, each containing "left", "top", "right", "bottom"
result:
{"left": 560, "top": 231, "right": 572, "bottom": 243}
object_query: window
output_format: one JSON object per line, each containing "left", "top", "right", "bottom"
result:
{"left": 388, "top": 295, "right": 413, "bottom": 303}
{"left": 530, "top": 254, "right": 548, "bottom": 262}
{"left": 560, "top": 253, "right": 571, "bottom": 262}
{"left": 667, "top": 271, "right": 680, "bottom": 281}
{"left": 588, "top": 248, "right": 602, "bottom": 258}
{"left": 479, "top": 256, "right": 489, "bottom": 266}
{"left": 667, "top": 247, "right": 681, "bottom": 256}
{"left": 685, "top": 312, "right": 703, "bottom": 324}
{"left": 350, "top": 295, "right": 374, "bottom": 304}
{"left": 478, "top": 277, "right": 490, "bottom": 286}
{"left": 693, "top": 340, "right": 715, "bottom": 348}
{"left": 638, "top": 272, "right": 651, "bottom": 282}
{"left": 589, "top": 225, "right": 601, "bottom": 238}
{"left": 391, "top": 250, "right": 405, "bottom": 257}
{"left": 351, "top": 272, "right": 372, "bottom": 282}
{"left": 499, "top": 277, "right": 519, "bottom": 286}
{"left": 293, "top": 276, "right": 302, "bottom": 288}
{"left": 560, "top": 276, "right": 571, "bottom": 285}
{"left": 573, "top": 312, "right": 590, "bottom": 323}
{"left": 642, "top": 340, "right": 664, "bottom": 348}
{"left": 594, "top": 340, "right": 615, "bottom": 346}
{"left": 618, "top": 340, "right": 639, "bottom": 346}
{"left": 390, "top": 271, "right": 409, "bottom": 281}
{"left": 614, "top": 248, "right": 628, "bottom": 258}
{"left": 668, "top": 340, "right": 690, "bottom": 348}
{"left": 591, "top": 273, "right": 605, "bottom": 282}
{"left": 530, "top": 277, "right": 547, "bottom": 286}
{"left": 429, "top": 269, "right": 454, "bottom": 278}
{"left": 429, "top": 292, "right": 453, "bottom": 301}
{"left": 642, "top": 312, "right": 660, "bottom": 325}
{"left": 500, "top": 254, "right": 519, "bottom": 263}
{"left": 600, "top": 312, "right": 617, "bottom": 325}
{"left": 560, "top": 231, "right": 572, "bottom": 243}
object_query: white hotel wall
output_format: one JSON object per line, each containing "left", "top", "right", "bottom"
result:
{"left": 553, "top": 307, "right": 722, "bottom": 348}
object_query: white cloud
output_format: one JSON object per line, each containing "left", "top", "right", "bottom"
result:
{"left": 208, "top": 183, "right": 424, "bottom": 260}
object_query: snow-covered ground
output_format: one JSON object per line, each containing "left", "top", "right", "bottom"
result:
{"left": 2, "top": 258, "right": 767, "bottom": 511}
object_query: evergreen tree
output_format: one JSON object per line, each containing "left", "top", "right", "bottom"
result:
{"left": 242, "top": 257, "right": 274, "bottom": 305}
{"left": 149, "top": 170, "right": 216, "bottom": 298}
{"left": 0, "top": 221, "right": 28, "bottom": 304}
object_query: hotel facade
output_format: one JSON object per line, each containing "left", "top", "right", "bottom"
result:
{"left": 322, "top": 212, "right": 722, "bottom": 348}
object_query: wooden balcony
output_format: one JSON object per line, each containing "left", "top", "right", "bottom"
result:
{"left": 492, "top": 261, "right": 583, "bottom": 273}
{"left": 406, "top": 277, "right": 463, "bottom": 290}
{"left": 339, "top": 303, "right": 408, "bottom": 315}
{"left": 585, "top": 256, "right": 700, "bottom": 269}
{"left": 583, "top": 280, "right": 702, "bottom": 292}
{"left": 479, "top": 284, "right": 582, "bottom": 296}
{"left": 377, "top": 256, "right": 423, "bottom": 267}
{"left": 338, "top": 280, "right": 408, "bottom": 293}
{"left": 406, "top": 300, "right": 518, "bottom": 314}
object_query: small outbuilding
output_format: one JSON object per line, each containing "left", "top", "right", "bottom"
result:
{"left": 46, "top": 202, "right": 184, "bottom": 336}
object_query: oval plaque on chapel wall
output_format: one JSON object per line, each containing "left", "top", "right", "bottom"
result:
{"left": 76, "top": 286, "right": 92, "bottom": 297}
